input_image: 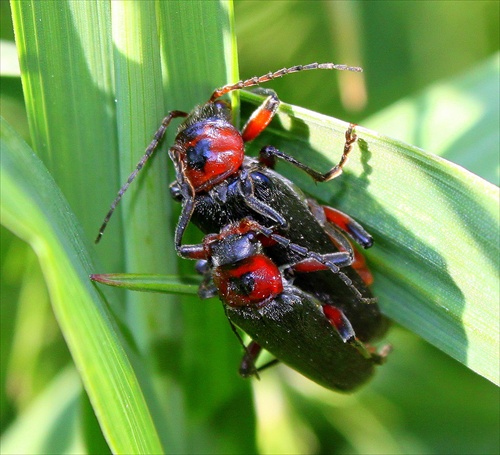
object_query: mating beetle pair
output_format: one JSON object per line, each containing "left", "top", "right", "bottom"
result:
{"left": 94, "top": 63, "right": 389, "bottom": 391}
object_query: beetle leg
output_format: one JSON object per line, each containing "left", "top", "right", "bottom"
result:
{"left": 173, "top": 177, "right": 216, "bottom": 259}
{"left": 239, "top": 341, "right": 263, "bottom": 378}
{"left": 269, "top": 232, "right": 353, "bottom": 270}
{"left": 322, "top": 305, "right": 355, "bottom": 342}
{"left": 222, "top": 311, "right": 261, "bottom": 379}
{"left": 194, "top": 260, "right": 220, "bottom": 299}
{"left": 287, "top": 254, "right": 351, "bottom": 273}
{"left": 347, "top": 250, "right": 373, "bottom": 287}
{"left": 269, "top": 231, "right": 373, "bottom": 301}
{"left": 239, "top": 341, "right": 280, "bottom": 378}
{"left": 238, "top": 170, "right": 288, "bottom": 228}
{"left": 224, "top": 302, "right": 281, "bottom": 379}
{"left": 198, "top": 278, "right": 218, "bottom": 300}
{"left": 258, "top": 124, "right": 357, "bottom": 181}
{"left": 242, "top": 88, "right": 280, "bottom": 143}
{"left": 285, "top": 256, "right": 369, "bottom": 303}
{"left": 323, "top": 305, "right": 380, "bottom": 359}
{"left": 174, "top": 195, "right": 199, "bottom": 258}
{"left": 308, "top": 199, "right": 374, "bottom": 285}
{"left": 309, "top": 200, "right": 373, "bottom": 249}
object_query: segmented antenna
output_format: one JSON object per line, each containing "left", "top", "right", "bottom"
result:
{"left": 209, "top": 62, "right": 363, "bottom": 102}
{"left": 95, "top": 110, "right": 187, "bottom": 243}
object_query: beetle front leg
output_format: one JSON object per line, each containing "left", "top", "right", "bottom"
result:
{"left": 269, "top": 231, "right": 354, "bottom": 271}
{"left": 241, "top": 88, "right": 281, "bottom": 143}
{"left": 238, "top": 170, "right": 289, "bottom": 228}
{"left": 174, "top": 196, "right": 199, "bottom": 258}
{"left": 258, "top": 124, "right": 358, "bottom": 181}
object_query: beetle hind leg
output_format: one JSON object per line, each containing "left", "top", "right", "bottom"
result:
{"left": 308, "top": 198, "right": 374, "bottom": 286}
{"left": 239, "top": 340, "right": 280, "bottom": 378}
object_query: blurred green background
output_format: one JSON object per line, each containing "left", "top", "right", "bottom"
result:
{"left": 1, "top": 1, "right": 499, "bottom": 454}
{"left": 236, "top": 1, "right": 497, "bottom": 116}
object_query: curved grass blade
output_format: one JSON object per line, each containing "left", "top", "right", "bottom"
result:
{"left": 1, "top": 117, "right": 163, "bottom": 453}
{"left": 240, "top": 58, "right": 499, "bottom": 386}
{"left": 91, "top": 273, "right": 200, "bottom": 295}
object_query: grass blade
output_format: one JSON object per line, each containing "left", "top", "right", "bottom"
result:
{"left": 1, "top": 117, "right": 163, "bottom": 453}
{"left": 91, "top": 273, "right": 200, "bottom": 295}
{"left": 9, "top": 1, "right": 257, "bottom": 452}
{"left": 240, "top": 57, "right": 499, "bottom": 385}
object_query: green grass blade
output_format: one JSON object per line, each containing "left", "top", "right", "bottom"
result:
{"left": 240, "top": 56, "right": 499, "bottom": 385}
{"left": 1, "top": 367, "right": 84, "bottom": 454}
{"left": 91, "top": 273, "right": 200, "bottom": 295}
{"left": 10, "top": 0, "right": 257, "bottom": 452}
{"left": 1, "top": 118, "right": 163, "bottom": 453}
{"left": 10, "top": 0, "right": 123, "bottom": 273}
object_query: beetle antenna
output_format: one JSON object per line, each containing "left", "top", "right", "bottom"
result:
{"left": 209, "top": 62, "right": 362, "bottom": 102}
{"left": 95, "top": 110, "right": 188, "bottom": 243}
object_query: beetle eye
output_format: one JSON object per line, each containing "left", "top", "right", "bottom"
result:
{"left": 228, "top": 273, "right": 255, "bottom": 297}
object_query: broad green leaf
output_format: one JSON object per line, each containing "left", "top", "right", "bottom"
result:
{"left": 365, "top": 53, "right": 500, "bottom": 184}
{"left": 240, "top": 56, "right": 499, "bottom": 385}
{"left": 1, "top": 117, "right": 163, "bottom": 453}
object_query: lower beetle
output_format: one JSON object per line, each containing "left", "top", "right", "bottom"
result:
{"left": 185, "top": 218, "right": 388, "bottom": 391}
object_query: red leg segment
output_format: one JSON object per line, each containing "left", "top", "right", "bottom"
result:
{"left": 242, "top": 92, "right": 280, "bottom": 143}
{"left": 322, "top": 205, "right": 373, "bottom": 249}
{"left": 322, "top": 305, "right": 355, "bottom": 342}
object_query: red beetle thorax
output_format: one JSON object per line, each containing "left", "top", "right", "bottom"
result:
{"left": 213, "top": 255, "right": 284, "bottom": 308}
{"left": 180, "top": 122, "right": 245, "bottom": 192}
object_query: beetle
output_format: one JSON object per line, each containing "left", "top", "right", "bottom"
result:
{"left": 96, "top": 63, "right": 388, "bottom": 343}
{"left": 184, "top": 217, "right": 388, "bottom": 391}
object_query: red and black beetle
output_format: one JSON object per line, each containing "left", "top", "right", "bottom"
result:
{"left": 185, "top": 218, "right": 388, "bottom": 391}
